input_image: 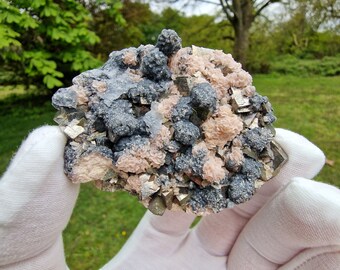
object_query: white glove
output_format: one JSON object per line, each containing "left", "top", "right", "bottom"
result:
{"left": 0, "top": 127, "right": 339, "bottom": 270}
{"left": 0, "top": 126, "right": 79, "bottom": 269}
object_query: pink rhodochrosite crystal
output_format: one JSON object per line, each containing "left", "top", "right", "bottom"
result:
{"left": 52, "top": 29, "right": 287, "bottom": 215}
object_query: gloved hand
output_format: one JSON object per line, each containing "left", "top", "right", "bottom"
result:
{"left": 0, "top": 126, "right": 79, "bottom": 269}
{"left": 0, "top": 126, "right": 339, "bottom": 270}
{"left": 102, "top": 128, "right": 340, "bottom": 270}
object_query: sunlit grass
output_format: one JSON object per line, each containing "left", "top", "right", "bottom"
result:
{"left": 253, "top": 75, "right": 339, "bottom": 186}
{"left": 0, "top": 85, "right": 38, "bottom": 99}
{"left": 0, "top": 87, "right": 25, "bottom": 99}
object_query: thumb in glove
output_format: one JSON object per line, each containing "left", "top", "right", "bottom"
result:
{"left": 0, "top": 126, "right": 79, "bottom": 269}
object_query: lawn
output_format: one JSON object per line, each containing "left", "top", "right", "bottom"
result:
{"left": 0, "top": 75, "right": 339, "bottom": 269}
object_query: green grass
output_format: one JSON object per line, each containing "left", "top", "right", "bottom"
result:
{"left": 0, "top": 84, "right": 39, "bottom": 100}
{"left": 64, "top": 186, "right": 146, "bottom": 268}
{"left": 0, "top": 87, "right": 25, "bottom": 99}
{"left": 253, "top": 75, "right": 339, "bottom": 186}
{"left": 0, "top": 97, "right": 56, "bottom": 173}
{"left": 0, "top": 75, "right": 339, "bottom": 269}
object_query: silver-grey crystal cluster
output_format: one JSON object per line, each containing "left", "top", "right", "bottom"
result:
{"left": 52, "top": 29, "right": 287, "bottom": 215}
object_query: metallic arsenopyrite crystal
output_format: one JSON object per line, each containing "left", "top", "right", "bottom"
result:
{"left": 52, "top": 29, "right": 287, "bottom": 216}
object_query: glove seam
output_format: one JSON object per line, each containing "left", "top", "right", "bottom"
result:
{"left": 293, "top": 248, "right": 340, "bottom": 270}
{"left": 243, "top": 236, "right": 281, "bottom": 265}
{"left": 194, "top": 232, "right": 229, "bottom": 258}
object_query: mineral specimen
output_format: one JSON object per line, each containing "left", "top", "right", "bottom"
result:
{"left": 52, "top": 29, "right": 287, "bottom": 215}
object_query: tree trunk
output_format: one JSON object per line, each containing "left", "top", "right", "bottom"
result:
{"left": 230, "top": 0, "right": 254, "bottom": 68}
{"left": 233, "top": 24, "right": 250, "bottom": 68}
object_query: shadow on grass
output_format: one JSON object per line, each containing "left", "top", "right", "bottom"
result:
{"left": 0, "top": 92, "right": 53, "bottom": 116}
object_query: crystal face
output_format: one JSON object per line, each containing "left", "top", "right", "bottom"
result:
{"left": 52, "top": 29, "right": 287, "bottom": 215}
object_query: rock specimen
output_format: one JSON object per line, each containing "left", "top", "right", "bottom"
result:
{"left": 52, "top": 29, "right": 287, "bottom": 215}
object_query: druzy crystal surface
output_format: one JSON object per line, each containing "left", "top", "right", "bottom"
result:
{"left": 52, "top": 29, "right": 287, "bottom": 215}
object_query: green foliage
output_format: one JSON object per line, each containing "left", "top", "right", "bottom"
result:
{"left": 270, "top": 55, "right": 340, "bottom": 76}
{"left": 263, "top": 2, "right": 340, "bottom": 60}
{"left": 87, "top": 1, "right": 338, "bottom": 76}
{"left": 304, "top": 31, "right": 340, "bottom": 59}
{"left": 0, "top": 0, "right": 122, "bottom": 90}
{"left": 247, "top": 6, "right": 340, "bottom": 74}
{"left": 88, "top": 2, "right": 234, "bottom": 62}
{"left": 247, "top": 18, "right": 277, "bottom": 73}
{"left": 180, "top": 15, "right": 233, "bottom": 53}
{"left": 60, "top": 49, "right": 102, "bottom": 71}
{"left": 0, "top": 25, "right": 21, "bottom": 48}
{"left": 286, "top": 0, "right": 339, "bottom": 33}
{"left": 23, "top": 50, "right": 64, "bottom": 88}
{"left": 88, "top": 0, "right": 154, "bottom": 59}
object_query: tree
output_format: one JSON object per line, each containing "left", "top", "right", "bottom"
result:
{"left": 247, "top": 17, "right": 277, "bottom": 73}
{"left": 86, "top": 0, "right": 154, "bottom": 58}
{"left": 218, "top": 0, "right": 284, "bottom": 67}
{"left": 269, "top": 0, "right": 340, "bottom": 58}
{"left": 0, "top": 0, "right": 122, "bottom": 90}
{"left": 291, "top": 0, "right": 339, "bottom": 32}
{"left": 179, "top": 14, "right": 234, "bottom": 52}
{"left": 153, "top": 0, "right": 283, "bottom": 67}
{"left": 86, "top": 2, "right": 235, "bottom": 61}
{"left": 80, "top": 0, "right": 127, "bottom": 60}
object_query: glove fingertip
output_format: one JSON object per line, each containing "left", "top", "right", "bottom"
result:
{"left": 274, "top": 128, "right": 326, "bottom": 178}
{"left": 25, "top": 125, "right": 66, "bottom": 149}
{"left": 2, "top": 126, "right": 66, "bottom": 183}
{"left": 290, "top": 177, "right": 340, "bottom": 203}
{"left": 146, "top": 210, "right": 196, "bottom": 236}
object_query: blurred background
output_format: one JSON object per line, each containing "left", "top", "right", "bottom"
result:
{"left": 0, "top": 0, "right": 339, "bottom": 268}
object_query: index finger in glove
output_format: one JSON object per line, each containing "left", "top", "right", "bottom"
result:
{"left": 191, "top": 129, "right": 326, "bottom": 257}
{"left": 227, "top": 177, "right": 340, "bottom": 269}
{"left": 101, "top": 210, "right": 196, "bottom": 269}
